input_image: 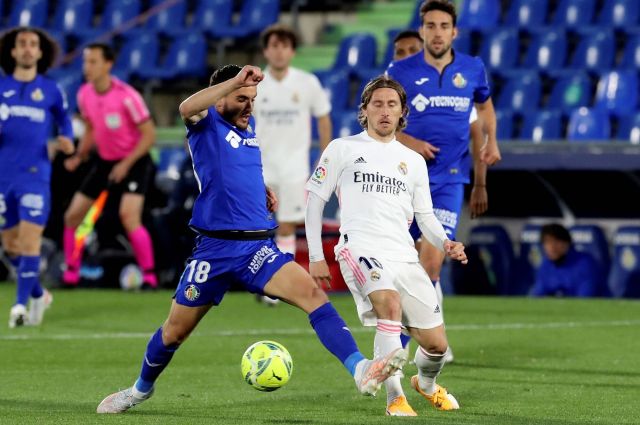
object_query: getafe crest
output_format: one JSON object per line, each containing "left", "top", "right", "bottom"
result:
{"left": 31, "top": 88, "right": 44, "bottom": 102}
{"left": 452, "top": 73, "right": 467, "bottom": 89}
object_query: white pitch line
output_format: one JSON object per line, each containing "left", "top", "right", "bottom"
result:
{"left": 1, "top": 320, "right": 639, "bottom": 341}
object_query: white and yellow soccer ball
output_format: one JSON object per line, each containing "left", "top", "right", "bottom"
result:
{"left": 241, "top": 340, "right": 293, "bottom": 392}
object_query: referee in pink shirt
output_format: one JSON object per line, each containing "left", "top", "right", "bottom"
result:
{"left": 63, "top": 43, "right": 157, "bottom": 289}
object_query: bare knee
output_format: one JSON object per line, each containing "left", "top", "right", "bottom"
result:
{"left": 161, "top": 321, "right": 192, "bottom": 345}
{"left": 64, "top": 208, "right": 83, "bottom": 228}
{"left": 119, "top": 209, "right": 140, "bottom": 232}
{"left": 423, "top": 341, "right": 448, "bottom": 355}
{"left": 370, "top": 290, "right": 402, "bottom": 321}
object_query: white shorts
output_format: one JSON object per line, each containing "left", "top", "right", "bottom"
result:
{"left": 265, "top": 178, "right": 307, "bottom": 223}
{"left": 335, "top": 245, "right": 443, "bottom": 330}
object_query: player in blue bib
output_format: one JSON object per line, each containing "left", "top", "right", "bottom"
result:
{"left": 96, "top": 64, "right": 408, "bottom": 414}
{"left": 0, "top": 27, "right": 74, "bottom": 328}
{"left": 387, "top": 0, "right": 501, "bottom": 304}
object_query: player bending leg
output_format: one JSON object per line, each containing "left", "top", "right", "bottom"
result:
{"left": 96, "top": 65, "right": 406, "bottom": 414}
{"left": 306, "top": 76, "right": 467, "bottom": 416}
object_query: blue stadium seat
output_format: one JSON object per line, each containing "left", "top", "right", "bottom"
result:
{"left": 315, "top": 70, "right": 350, "bottom": 112}
{"left": 504, "top": 0, "right": 549, "bottom": 30}
{"left": 616, "top": 113, "right": 640, "bottom": 143}
{"left": 570, "top": 224, "right": 611, "bottom": 296}
{"left": 408, "top": 0, "right": 422, "bottom": 30}
{"left": 212, "top": 0, "right": 279, "bottom": 39}
{"left": 139, "top": 33, "right": 206, "bottom": 80}
{"left": 52, "top": 0, "right": 93, "bottom": 37}
{"left": 332, "top": 110, "right": 362, "bottom": 139}
{"left": 552, "top": 0, "right": 596, "bottom": 28}
{"left": 548, "top": 73, "right": 592, "bottom": 114}
{"left": 79, "top": 0, "right": 141, "bottom": 38}
{"left": 142, "top": 0, "right": 188, "bottom": 37}
{"left": 516, "top": 224, "right": 544, "bottom": 294}
{"left": 467, "top": 225, "right": 515, "bottom": 295}
{"left": 520, "top": 110, "right": 563, "bottom": 142}
{"left": 597, "top": 0, "right": 639, "bottom": 28}
{"left": 594, "top": 70, "right": 639, "bottom": 117}
{"left": 608, "top": 226, "right": 640, "bottom": 298}
{"left": 496, "top": 109, "right": 514, "bottom": 140}
{"left": 479, "top": 29, "right": 519, "bottom": 71}
{"left": 620, "top": 34, "right": 640, "bottom": 70}
{"left": 326, "top": 33, "right": 378, "bottom": 78}
{"left": 567, "top": 108, "right": 611, "bottom": 141}
{"left": 458, "top": 0, "right": 501, "bottom": 30}
{"left": 453, "top": 28, "right": 472, "bottom": 54}
{"left": 9, "top": 0, "right": 48, "bottom": 27}
{"left": 192, "top": 0, "right": 234, "bottom": 39}
{"left": 496, "top": 73, "right": 541, "bottom": 115}
{"left": 155, "top": 147, "right": 188, "bottom": 195}
{"left": 569, "top": 30, "right": 615, "bottom": 72}
{"left": 381, "top": 28, "right": 401, "bottom": 67}
{"left": 48, "top": 69, "right": 83, "bottom": 112}
{"left": 523, "top": 29, "right": 567, "bottom": 73}
{"left": 113, "top": 34, "right": 159, "bottom": 81}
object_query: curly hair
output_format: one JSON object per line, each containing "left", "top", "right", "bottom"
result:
{"left": 357, "top": 75, "right": 409, "bottom": 131}
{"left": 0, "top": 27, "right": 60, "bottom": 75}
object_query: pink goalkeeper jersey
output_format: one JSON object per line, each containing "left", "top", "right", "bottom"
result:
{"left": 77, "top": 77, "right": 150, "bottom": 161}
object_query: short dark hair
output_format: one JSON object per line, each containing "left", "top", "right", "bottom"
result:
{"left": 394, "top": 30, "right": 422, "bottom": 44}
{"left": 541, "top": 223, "right": 572, "bottom": 244}
{"left": 420, "top": 0, "right": 457, "bottom": 27}
{"left": 209, "top": 64, "right": 242, "bottom": 87}
{"left": 358, "top": 75, "right": 408, "bottom": 130}
{"left": 0, "top": 27, "right": 60, "bottom": 74}
{"left": 260, "top": 24, "right": 298, "bottom": 50}
{"left": 85, "top": 42, "right": 115, "bottom": 62}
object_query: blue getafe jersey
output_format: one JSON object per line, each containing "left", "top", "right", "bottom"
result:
{"left": 387, "top": 50, "right": 490, "bottom": 184}
{"left": 0, "top": 75, "right": 73, "bottom": 182}
{"left": 186, "top": 109, "right": 276, "bottom": 232}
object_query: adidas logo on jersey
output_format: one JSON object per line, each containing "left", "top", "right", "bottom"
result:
{"left": 354, "top": 157, "right": 367, "bottom": 164}
{"left": 434, "top": 304, "right": 440, "bottom": 314}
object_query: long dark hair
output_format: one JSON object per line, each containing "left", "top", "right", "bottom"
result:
{"left": 0, "top": 27, "right": 60, "bottom": 75}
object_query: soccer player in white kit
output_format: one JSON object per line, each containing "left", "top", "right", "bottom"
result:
{"left": 305, "top": 76, "right": 468, "bottom": 416}
{"left": 254, "top": 24, "right": 332, "bottom": 258}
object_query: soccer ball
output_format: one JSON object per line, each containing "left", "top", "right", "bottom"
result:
{"left": 241, "top": 340, "right": 293, "bottom": 392}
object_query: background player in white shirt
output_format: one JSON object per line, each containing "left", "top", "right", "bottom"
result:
{"left": 305, "top": 76, "right": 468, "bottom": 416}
{"left": 254, "top": 24, "right": 332, "bottom": 258}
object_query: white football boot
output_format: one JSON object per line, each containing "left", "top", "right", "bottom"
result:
{"left": 97, "top": 387, "right": 154, "bottom": 414}
{"left": 28, "top": 289, "right": 53, "bottom": 326}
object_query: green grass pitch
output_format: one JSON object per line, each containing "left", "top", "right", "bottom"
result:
{"left": 1, "top": 283, "right": 639, "bottom": 424}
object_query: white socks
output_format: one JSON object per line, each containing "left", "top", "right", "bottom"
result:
{"left": 414, "top": 346, "right": 446, "bottom": 395}
{"left": 375, "top": 319, "right": 404, "bottom": 403}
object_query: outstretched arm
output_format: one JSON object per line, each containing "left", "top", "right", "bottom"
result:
{"left": 178, "top": 65, "right": 263, "bottom": 125}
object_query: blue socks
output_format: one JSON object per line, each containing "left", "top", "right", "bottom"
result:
{"left": 16, "top": 255, "right": 41, "bottom": 306}
{"left": 308, "top": 302, "right": 364, "bottom": 376}
{"left": 400, "top": 333, "right": 412, "bottom": 349}
{"left": 136, "top": 328, "right": 180, "bottom": 393}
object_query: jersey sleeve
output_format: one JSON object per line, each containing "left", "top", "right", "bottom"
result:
{"left": 309, "top": 74, "right": 331, "bottom": 117}
{"left": 52, "top": 83, "right": 74, "bottom": 139}
{"left": 122, "top": 87, "right": 151, "bottom": 125}
{"left": 473, "top": 57, "right": 491, "bottom": 104}
{"left": 305, "top": 140, "right": 342, "bottom": 202}
{"left": 413, "top": 158, "right": 447, "bottom": 249}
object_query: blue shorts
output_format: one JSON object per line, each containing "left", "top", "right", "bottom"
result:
{"left": 410, "top": 182, "right": 464, "bottom": 241}
{"left": 0, "top": 180, "right": 50, "bottom": 230}
{"left": 174, "top": 235, "right": 294, "bottom": 307}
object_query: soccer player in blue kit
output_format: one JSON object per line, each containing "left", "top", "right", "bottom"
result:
{"left": 0, "top": 27, "right": 74, "bottom": 328}
{"left": 96, "top": 64, "right": 407, "bottom": 414}
{"left": 387, "top": 0, "right": 501, "bottom": 319}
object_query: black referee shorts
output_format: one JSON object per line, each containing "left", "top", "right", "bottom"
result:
{"left": 78, "top": 154, "right": 154, "bottom": 199}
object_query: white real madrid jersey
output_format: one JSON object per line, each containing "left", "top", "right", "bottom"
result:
{"left": 306, "top": 131, "right": 437, "bottom": 262}
{"left": 254, "top": 67, "right": 331, "bottom": 181}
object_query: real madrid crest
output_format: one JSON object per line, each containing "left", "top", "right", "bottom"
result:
{"left": 398, "top": 162, "right": 408, "bottom": 175}
{"left": 292, "top": 92, "right": 299, "bottom": 103}
{"left": 452, "top": 73, "right": 467, "bottom": 89}
{"left": 31, "top": 88, "right": 44, "bottom": 102}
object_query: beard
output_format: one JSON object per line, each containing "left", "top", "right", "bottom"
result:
{"left": 222, "top": 106, "right": 250, "bottom": 129}
{"left": 426, "top": 42, "right": 451, "bottom": 59}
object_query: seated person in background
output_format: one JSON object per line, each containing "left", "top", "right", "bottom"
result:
{"left": 531, "top": 223, "right": 599, "bottom": 297}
